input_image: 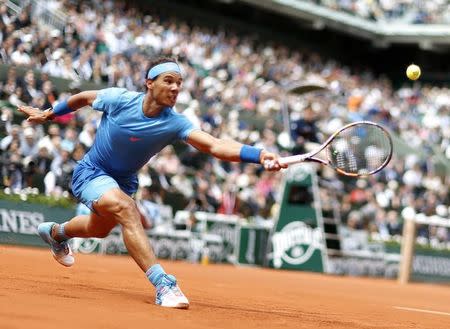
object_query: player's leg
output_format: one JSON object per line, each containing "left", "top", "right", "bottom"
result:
{"left": 38, "top": 173, "right": 188, "bottom": 308}
{"left": 39, "top": 193, "right": 151, "bottom": 266}
{"left": 37, "top": 173, "right": 121, "bottom": 267}
{"left": 39, "top": 175, "right": 142, "bottom": 265}
{"left": 93, "top": 187, "right": 189, "bottom": 308}
{"left": 93, "top": 187, "right": 156, "bottom": 270}
{"left": 52, "top": 212, "right": 117, "bottom": 240}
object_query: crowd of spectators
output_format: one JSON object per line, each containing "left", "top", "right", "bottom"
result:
{"left": 307, "top": 0, "right": 450, "bottom": 24}
{"left": 0, "top": 0, "right": 448, "bottom": 246}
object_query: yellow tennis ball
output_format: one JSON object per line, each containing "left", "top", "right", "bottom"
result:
{"left": 406, "top": 64, "right": 421, "bottom": 80}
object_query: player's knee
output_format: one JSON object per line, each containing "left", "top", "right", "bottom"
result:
{"left": 109, "top": 197, "right": 139, "bottom": 225}
{"left": 95, "top": 190, "right": 140, "bottom": 226}
{"left": 103, "top": 193, "right": 132, "bottom": 213}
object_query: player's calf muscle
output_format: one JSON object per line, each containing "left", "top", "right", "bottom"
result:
{"left": 87, "top": 223, "right": 113, "bottom": 238}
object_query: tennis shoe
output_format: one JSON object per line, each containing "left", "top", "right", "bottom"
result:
{"left": 156, "top": 274, "right": 189, "bottom": 309}
{"left": 38, "top": 222, "right": 74, "bottom": 267}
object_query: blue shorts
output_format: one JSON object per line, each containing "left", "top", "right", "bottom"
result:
{"left": 72, "top": 159, "right": 138, "bottom": 212}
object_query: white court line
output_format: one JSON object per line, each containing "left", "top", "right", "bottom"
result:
{"left": 394, "top": 306, "right": 450, "bottom": 317}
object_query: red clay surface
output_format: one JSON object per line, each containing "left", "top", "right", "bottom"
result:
{"left": 1, "top": 245, "right": 450, "bottom": 329}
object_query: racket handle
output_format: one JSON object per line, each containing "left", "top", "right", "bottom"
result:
{"left": 278, "top": 155, "right": 307, "bottom": 166}
{"left": 263, "top": 155, "right": 307, "bottom": 169}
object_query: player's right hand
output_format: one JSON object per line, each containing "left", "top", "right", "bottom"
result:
{"left": 17, "top": 106, "right": 52, "bottom": 124}
{"left": 261, "top": 151, "right": 288, "bottom": 171}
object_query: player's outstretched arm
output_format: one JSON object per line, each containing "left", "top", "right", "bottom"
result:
{"left": 17, "top": 90, "right": 98, "bottom": 124}
{"left": 186, "top": 130, "right": 287, "bottom": 171}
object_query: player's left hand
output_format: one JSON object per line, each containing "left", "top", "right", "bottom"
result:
{"left": 260, "top": 151, "right": 288, "bottom": 171}
{"left": 17, "top": 105, "right": 51, "bottom": 124}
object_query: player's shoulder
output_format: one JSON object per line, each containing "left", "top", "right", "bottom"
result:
{"left": 100, "top": 87, "right": 127, "bottom": 95}
{"left": 103, "top": 88, "right": 144, "bottom": 107}
{"left": 101, "top": 87, "right": 141, "bottom": 99}
{"left": 94, "top": 88, "right": 144, "bottom": 113}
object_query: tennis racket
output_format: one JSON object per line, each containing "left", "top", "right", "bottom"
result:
{"left": 267, "top": 121, "right": 393, "bottom": 177}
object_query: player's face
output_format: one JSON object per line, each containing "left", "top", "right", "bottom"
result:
{"left": 152, "top": 72, "right": 183, "bottom": 107}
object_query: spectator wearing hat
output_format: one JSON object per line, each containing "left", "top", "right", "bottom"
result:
{"left": 20, "top": 127, "right": 39, "bottom": 158}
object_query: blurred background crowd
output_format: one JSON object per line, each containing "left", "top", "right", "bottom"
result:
{"left": 0, "top": 0, "right": 448, "bottom": 245}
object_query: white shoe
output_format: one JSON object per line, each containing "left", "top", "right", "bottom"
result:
{"left": 156, "top": 274, "right": 189, "bottom": 309}
{"left": 38, "top": 222, "right": 74, "bottom": 267}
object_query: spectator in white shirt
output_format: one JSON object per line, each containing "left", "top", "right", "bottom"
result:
{"left": 10, "top": 43, "right": 31, "bottom": 66}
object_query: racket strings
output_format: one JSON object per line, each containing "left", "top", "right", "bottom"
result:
{"left": 327, "top": 124, "right": 392, "bottom": 176}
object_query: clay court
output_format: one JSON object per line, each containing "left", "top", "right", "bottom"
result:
{"left": 1, "top": 245, "right": 449, "bottom": 329}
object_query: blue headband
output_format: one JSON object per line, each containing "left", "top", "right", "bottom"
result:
{"left": 147, "top": 62, "right": 181, "bottom": 79}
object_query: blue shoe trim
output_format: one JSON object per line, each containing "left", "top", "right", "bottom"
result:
{"left": 156, "top": 274, "right": 178, "bottom": 305}
{"left": 38, "top": 222, "right": 65, "bottom": 251}
{"left": 38, "top": 222, "right": 56, "bottom": 244}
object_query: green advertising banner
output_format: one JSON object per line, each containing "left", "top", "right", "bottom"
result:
{"left": 267, "top": 164, "right": 327, "bottom": 272}
{"left": 384, "top": 242, "right": 450, "bottom": 283}
{"left": 0, "top": 199, "right": 76, "bottom": 247}
{"left": 328, "top": 230, "right": 450, "bottom": 283}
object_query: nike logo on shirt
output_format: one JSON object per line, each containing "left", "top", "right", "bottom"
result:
{"left": 129, "top": 137, "right": 142, "bottom": 142}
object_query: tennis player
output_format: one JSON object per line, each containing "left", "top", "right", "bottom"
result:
{"left": 18, "top": 57, "right": 286, "bottom": 309}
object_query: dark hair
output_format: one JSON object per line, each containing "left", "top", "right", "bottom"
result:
{"left": 145, "top": 56, "right": 178, "bottom": 81}
{"left": 143, "top": 56, "right": 178, "bottom": 92}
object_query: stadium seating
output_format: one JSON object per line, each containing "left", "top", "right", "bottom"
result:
{"left": 0, "top": 0, "right": 448, "bottom": 247}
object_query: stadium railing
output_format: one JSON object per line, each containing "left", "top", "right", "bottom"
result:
{"left": 398, "top": 209, "right": 450, "bottom": 284}
{"left": 238, "top": 0, "right": 450, "bottom": 48}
